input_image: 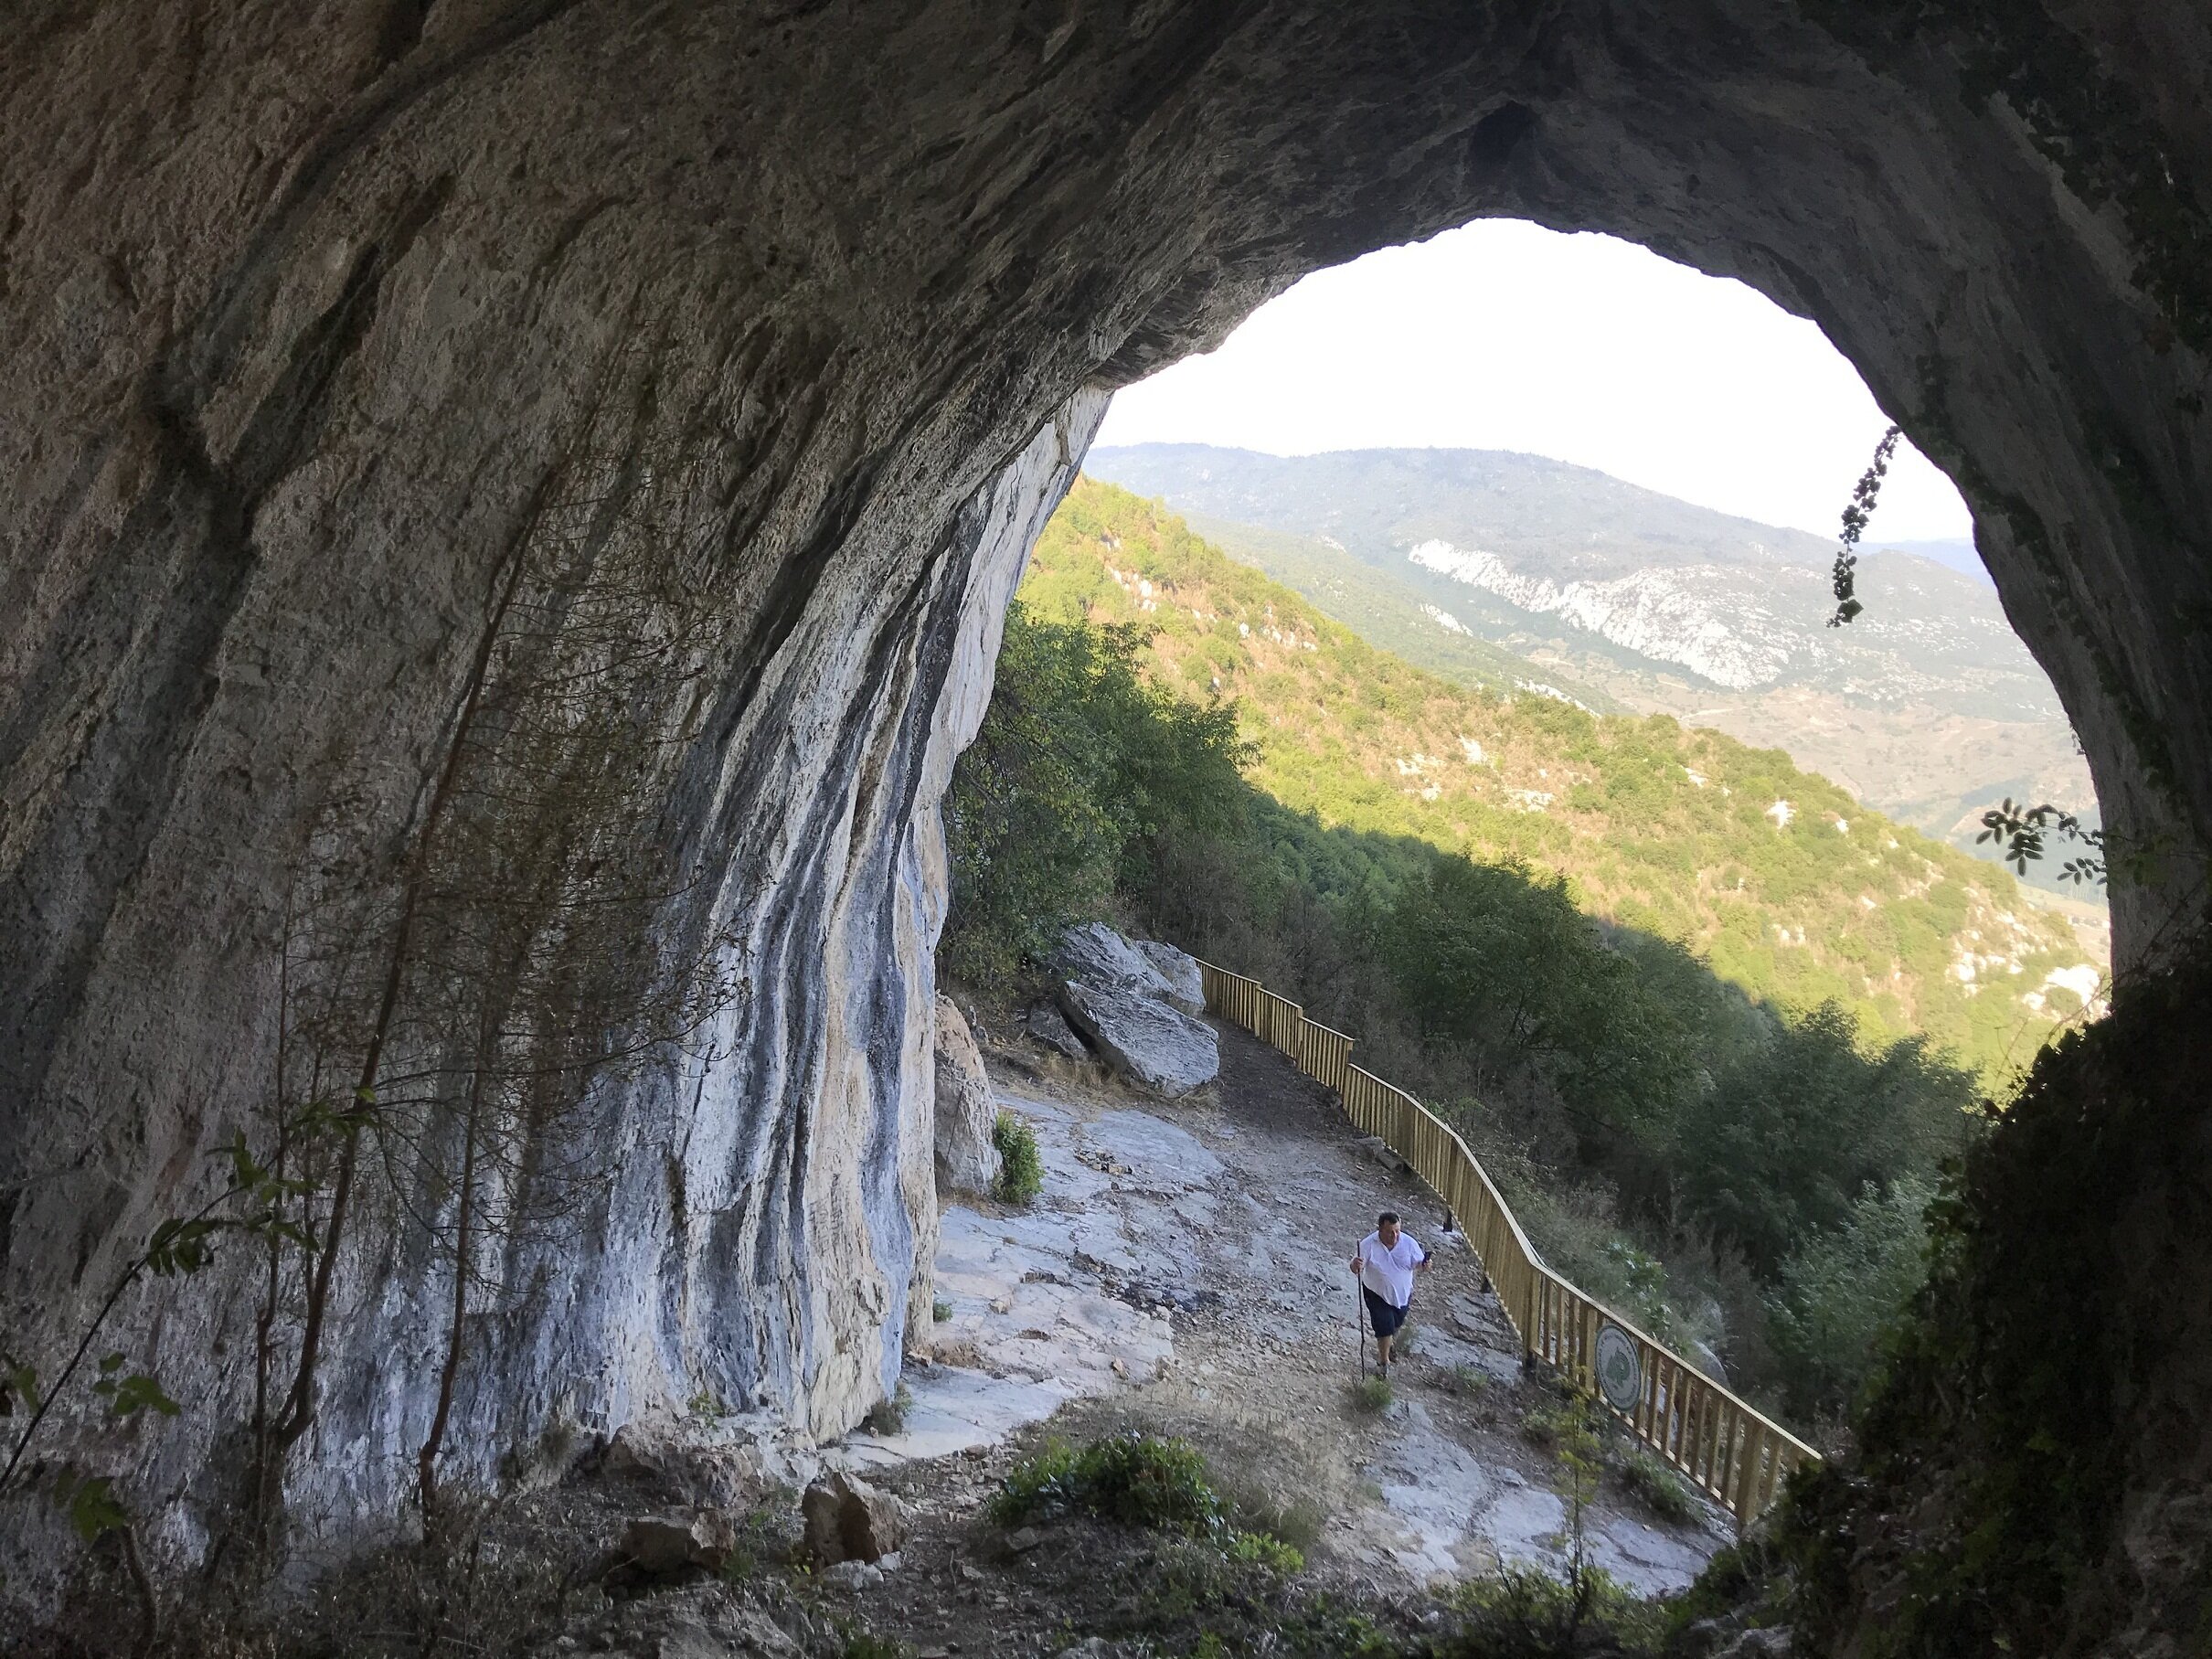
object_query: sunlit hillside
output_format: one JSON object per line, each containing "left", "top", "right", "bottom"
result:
{"left": 1022, "top": 478, "right": 2105, "bottom": 1079}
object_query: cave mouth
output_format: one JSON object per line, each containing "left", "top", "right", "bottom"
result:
{"left": 3, "top": 3, "right": 2207, "bottom": 1646}
{"left": 1083, "top": 214, "right": 2110, "bottom": 922}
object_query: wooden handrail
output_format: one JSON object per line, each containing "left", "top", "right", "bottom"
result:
{"left": 1193, "top": 956, "right": 1820, "bottom": 1526}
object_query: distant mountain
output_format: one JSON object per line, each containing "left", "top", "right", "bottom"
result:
{"left": 1086, "top": 443, "right": 2100, "bottom": 900}
{"left": 1869, "top": 537, "right": 1993, "bottom": 587}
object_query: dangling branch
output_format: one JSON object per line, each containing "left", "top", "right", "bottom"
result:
{"left": 1828, "top": 423, "right": 1902, "bottom": 627}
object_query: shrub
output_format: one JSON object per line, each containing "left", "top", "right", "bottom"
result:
{"left": 990, "top": 1431, "right": 1223, "bottom": 1537}
{"left": 1763, "top": 1174, "right": 1938, "bottom": 1418}
{"left": 1444, "top": 1565, "right": 1663, "bottom": 1658}
{"left": 991, "top": 1111, "right": 1043, "bottom": 1206}
{"left": 862, "top": 1383, "right": 911, "bottom": 1436}
{"left": 1350, "top": 1376, "right": 1393, "bottom": 1414}
{"left": 932, "top": 1297, "right": 954, "bottom": 1323}
{"left": 1226, "top": 1530, "right": 1304, "bottom": 1574}
{"left": 1519, "top": 1399, "right": 1594, "bottom": 1451}
{"left": 1448, "top": 1364, "right": 1491, "bottom": 1398}
{"left": 1615, "top": 1448, "right": 1696, "bottom": 1525}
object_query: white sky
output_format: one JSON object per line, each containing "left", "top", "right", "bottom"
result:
{"left": 1096, "top": 218, "right": 1974, "bottom": 544}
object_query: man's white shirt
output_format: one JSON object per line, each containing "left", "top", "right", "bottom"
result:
{"left": 1356, "top": 1231, "right": 1427, "bottom": 1308}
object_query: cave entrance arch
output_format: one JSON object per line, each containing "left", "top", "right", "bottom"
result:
{"left": 4, "top": 1, "right": 2207, "bottom": 1643}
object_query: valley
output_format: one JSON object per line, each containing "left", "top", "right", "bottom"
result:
{"left": 1022, "top": 477, "right": 2103, "bottom": 1079}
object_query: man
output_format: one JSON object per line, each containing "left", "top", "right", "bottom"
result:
{"left": 1350, "top": 1209, "right": 1430, "bottom": 1373}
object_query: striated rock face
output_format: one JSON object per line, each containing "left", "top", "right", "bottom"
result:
{"left": 3, "top": 0, "right": 2209, "bottom": 1633}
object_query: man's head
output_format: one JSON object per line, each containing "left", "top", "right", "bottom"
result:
{"left": 1377, "top": 1210, "right": 1400, "bottom": 1247}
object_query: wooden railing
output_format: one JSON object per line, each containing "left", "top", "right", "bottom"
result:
{"left": 1195, "top": 957, "right": 1820, "bottom": 1526}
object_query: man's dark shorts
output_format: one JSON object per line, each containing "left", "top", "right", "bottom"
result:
{"left": 1362, "top": 1285, "right": 1410, "bottom": 1336}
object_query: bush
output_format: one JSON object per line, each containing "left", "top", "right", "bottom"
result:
{"left": 1445, "top": 1565, "right": 1663, "bottom": 1658}
{"left": 1225, "top": 1530, "right": 1304, "bottom": 1574}
{"left": 1349, "top": 1376, "right": 1393, "bottom": 1414}
{"left": 861, "top": 1383, "right": 911, "bottom": 1436}
{"left": 940, "top": 602, "right": 1247, "bottom": 989}
{"left": 1615, "top": 1448, "right": 1696, "bottom": 1525}
{"left": 991, "top": 1431, "right": 1224, "bottom": 1537}
{"left": 1519, "top": 1399, "right": 1596, "bottom": 1451}
{"left": 1763, "top": 1174, "right": 1938, "bottom": 1418}
{"left": 991, "top": 1111, "right": 1043, "bottom": 1206}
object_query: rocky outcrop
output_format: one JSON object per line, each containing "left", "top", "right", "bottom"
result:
{"left": 4, "top": 3, "right": 2210, "bottom": 1640}
{"left": 1048, "top": 923, "right": 1218, "bottom": 1095}
{"left": 932, "top": 997, "right": 999, "bottom": 1196}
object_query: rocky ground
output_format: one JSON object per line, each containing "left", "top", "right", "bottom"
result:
{"left": 842, "top": 1020, "right": 1728, "bottom": 1609}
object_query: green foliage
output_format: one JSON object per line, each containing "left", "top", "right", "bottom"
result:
{"left": 90, "top": 1355, "right": 178, "bottom": 1420}
{"left": 1443, "top": 1566, "right": 1664, "bottom": 1659}
{"left": 1614, "top": 1448, "right": 1696, "bottom": 1526}
{"left": 1225, "top": 1529, "right": 1304, "bottom": 1574}
{"left": 932, "top": 1297, "right": 954, "bottom": 1323}
{"left": 1778, "top": 937, "right": 2212, "bottom": 1656}
{"left": 1349, "top": 1377, "right": 1393, "bottom": 1414}
{"left": 991, "top": 1431, "right": 1224, "bottom": 1537}
{"left": 1388, "top": 855, "right": 1700, "bottom": 1139}
{"left": 50, "top": 1470, "right": 131, "bottom": 1543}
{"left": 1679, "top": 1006, "right": 1975, "bottom": 1274}
{"left": 862, "top": 1384, "right": 912, "bottom": 1437}
{"left": 991, "top": 1111, "right": 1044, "bottom": 1207}
{"left": 941, "top": 602, "right": 1247, "bottom": 988}
{"left": 1764, "top": 1175, "right": 1939, "bottom": 1419}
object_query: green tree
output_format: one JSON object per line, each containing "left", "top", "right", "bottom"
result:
{"left": 1679, "top": 1005, "right": 1975, "bottom": 1272}
{"left": 1765, "top": 1174, "right": 1939, "bottom": 1418}
{"left": 941, "top": 604, "right": 1245, "bottom": 987}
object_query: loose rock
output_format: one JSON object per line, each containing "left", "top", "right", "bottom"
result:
{"left": 619, "top": 1510, "right": 734, "bottom": 1578}
{"left": 1134, "top": 939, "right": 1207, "bottom": 1016}
{"left": 1055, "top": 980, "right": 1219, "bottom": 1098}
{"left": 1025, "top": 1000, "right": 1093, "bottom": 1060}
{"left": 802, "top": 1470, "right": 910, "bottom": 1565}
{"left": 934, "top": 996, "right": 1001, "bottom": 1196}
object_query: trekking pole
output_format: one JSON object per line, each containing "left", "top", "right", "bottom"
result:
{"left": 1345, "top": 1265, "right": 1362, "bottom": 1380}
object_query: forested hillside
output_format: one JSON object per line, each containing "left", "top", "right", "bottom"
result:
{"left": 942, "top": 478, "right": 2106, "bottom": 1428}
{"left": 1021, "top": 480, "right": 2098, "bottom": 1075}
{"left": 1090, "top": 444, "right": 2104, "bottom": 902}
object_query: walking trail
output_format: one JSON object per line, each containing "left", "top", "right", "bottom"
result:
{"left": 817, "top": 1017, "right": 1727, "bottom": 1632}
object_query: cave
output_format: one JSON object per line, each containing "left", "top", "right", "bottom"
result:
{"left": 3, "top": 1, "right": 2207, "bottom": 1649}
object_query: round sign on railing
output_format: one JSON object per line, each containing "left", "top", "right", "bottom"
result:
{"left": 1595, "top": 1322, "right": 1643, "bottom": 1412}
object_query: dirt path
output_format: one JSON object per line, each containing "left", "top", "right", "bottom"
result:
{"left": 814, "top": 1019, "right": 1728, "bottom": 1651}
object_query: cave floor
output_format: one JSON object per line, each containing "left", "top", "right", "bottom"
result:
{"left": 808, "top": 1019, "right": 1728, "bottom": 1653}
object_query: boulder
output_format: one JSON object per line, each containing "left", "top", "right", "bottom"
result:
{"left": 619, "top": 1510, "right": 735, "bottom": 1578}
{"left": 1024, "top": 1000, "right": 1092, "bottom": 1060}
{"left": 932, "top": 996, "right": 999, "bottom": 1196}
{"left": 1055, "top": 979, "right": 1219, "bottom": 1099}
{"left": 801, "top": 1471, "right": 910, "bottom": 1565}
{"left": 1051, "top": 921, "right": 1176, "bottom": 998}
{"left": 1134, "top": 939, "right": 1207, "bottom": 1016}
